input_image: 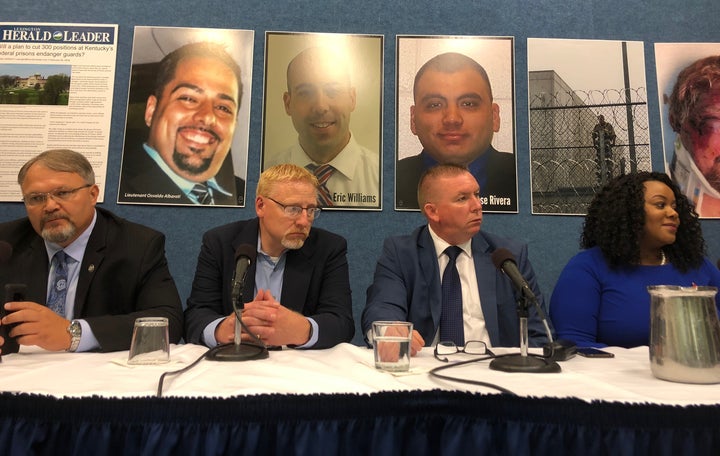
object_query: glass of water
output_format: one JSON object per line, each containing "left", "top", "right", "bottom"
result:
{"left": 372, "top": 321, "right": 413, "bottom": 372}
{"left": 128, "top": 317, "right": 170, "bottom": 365}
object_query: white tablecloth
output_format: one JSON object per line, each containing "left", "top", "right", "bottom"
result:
{"left": 1, "top": 343, "right": 718, "bottom": 406}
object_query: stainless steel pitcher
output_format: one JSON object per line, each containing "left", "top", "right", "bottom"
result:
{"left": 648, "top": 285, "right": 720, "bottom": 384}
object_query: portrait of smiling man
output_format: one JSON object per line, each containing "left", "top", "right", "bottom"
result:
{"left": 262, "top": 32, "right": 382, "bottom": 210}
{"left": 119, "top": 27, "right": 253, "bottom": 207}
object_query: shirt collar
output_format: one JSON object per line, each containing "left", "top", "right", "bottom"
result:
{"left": 143, "top": 143, "right": 231, "bottom": 198}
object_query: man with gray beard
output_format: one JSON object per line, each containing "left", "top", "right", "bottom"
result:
{"left": 184, "top": 164, "right": 354, "bottom": 349}
{"left": 0, "top": 149, "right": 183, "bottom": 354}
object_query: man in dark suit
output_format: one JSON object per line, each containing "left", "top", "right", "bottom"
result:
{"left": 184, "top": 164, "right": 354, "bottom": 349}
{"left": 0, "top": 149, "right": 183, "bottom": 353}
{"left": 364, "top": 164, "right": 549, "bottom": 355}
{"left": 396, "top": 52, "right": 517, "bottom": 212}
{"left": 118, "top": 42, "right": 245, "bottom": 206}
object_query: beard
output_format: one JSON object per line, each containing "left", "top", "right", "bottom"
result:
{"left": 41, "top": 219, "right": 76, "bottom": 244}
{"left": 281, "top": 236, "right": 306, "bottom": 250}
{"left": 172, "top": 149, "right": 213, "bottom": 176}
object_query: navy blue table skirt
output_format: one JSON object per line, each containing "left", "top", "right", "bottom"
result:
{"left": 1, "top": 390, "right": 718, "bottom": 455}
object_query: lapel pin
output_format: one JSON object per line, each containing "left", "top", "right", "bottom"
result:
{"left": 88, "top": 264, "right": 95, "bottom": 273}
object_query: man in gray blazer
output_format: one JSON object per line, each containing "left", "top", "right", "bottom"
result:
{"left": 0, "top": 149, "right": 183, "bottom": 353}
{"left": 363, "top": 164, "right": 549, "bottom": 355}
{"left": 184, "top": 163, "right": 354, "bottom": 349}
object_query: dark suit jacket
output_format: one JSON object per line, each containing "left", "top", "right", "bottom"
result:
{"left": 184, "top": 218, "right": 354, "bottom": 348}
{"left": 362, "top": 226, "right": 551, "bottom": 347}
{"left": 0, "top": 207, "right": 183, "bottom": 352}
{"left": 395, "top": 147, "right": 517, "bottom": 212}
{"left": 118, "top": 141, "right": 245, "bottom": 206}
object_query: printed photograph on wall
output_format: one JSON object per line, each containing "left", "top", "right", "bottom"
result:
{"left": 118, "top": 26, "right": 253, "bottom": 207}
{"left": 262, "top": 31, "right": 383, "bottom": 210}
{"left": 528, "top": 38, "right": 649, "bottom": 215}
{"left": 656, "top": 43, "right": 720, "bottom": 219}
{"left": 0, "top": 64, "right": 71, "bottom": 106}
{"left": 396, "top": 35, "right": 517, "bottom": 213}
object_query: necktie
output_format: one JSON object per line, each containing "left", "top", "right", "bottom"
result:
{"left": 306, "top": 164, "right": 335, "bottom": 206}
{"left": 47, "top": 250, "right": 70, "bottom": 317}
{"left": 440, "top": 246, "right": 464, "bottom": 345}
{"left": 190, "top": 182, "right": 214, "bottom": 205}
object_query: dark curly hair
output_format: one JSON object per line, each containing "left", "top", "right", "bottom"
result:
{"left": 581, "top": 172, "right": 705, "bottom": 272}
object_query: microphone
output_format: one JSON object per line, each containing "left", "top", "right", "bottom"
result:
{"left": 488, "top": 248, "right": 560, "bottom": 373}
{"left": 491, "top": 248, "right": 536, "bottom": 302}
{"left": 207, "top": 244, "right": 268, "bottom": 362}
{"left": 231, "top": 244, "right": 256, "bottom": 309}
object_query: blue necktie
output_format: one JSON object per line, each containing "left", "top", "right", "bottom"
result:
{"left": 440, "top": 246, "right": 464, "bottom": 345}
{"left": 47, "top": 250, "right": 70, "bottom": 317}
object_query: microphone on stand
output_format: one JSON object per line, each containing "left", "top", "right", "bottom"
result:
{"left": 488, "top": 248, "right": 560, "bottom": 373}
{"left": 207, "top": 244, "right": 268, "bottom": 361}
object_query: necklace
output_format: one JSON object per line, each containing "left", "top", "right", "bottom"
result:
{"left": 660, "top": 251, "right": 667, "bottom": 266}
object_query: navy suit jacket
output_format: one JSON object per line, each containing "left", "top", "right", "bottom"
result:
{"left": 0, "top": 207, "right": 183, "bottom": 352}
{"left": 362, "top": 226, "right": 551, "bottom": 347}
{"left": 184, "top": 218, "right": 354, "bottom": 348}
{"left": 395, "top": 146, "right": 517, "bottom": 211}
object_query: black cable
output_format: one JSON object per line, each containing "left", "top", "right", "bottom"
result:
{"left": 156, "top": 346, "right": 215, "bottom": 398}
{"left": 428, "top": 355, "right": 518, "bottom": 395}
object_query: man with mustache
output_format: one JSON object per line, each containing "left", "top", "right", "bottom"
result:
{"left": 396, "top": 52, "right": 517, "bottom": 212}
{"left": 265, "top": 46, "right": 380, "bottom": 209}
{"left": 184, "top": 164, "right": 354, "bottom": 349}
{"left": 119, "top": 41, "right": 246, "bottom": 206}
{"left": 0, "top": 149, "right": 183, "bottom": 354}
{"left": 668, "top": 55, "right": 720, "bottom": 217}
{"left": 363, "top": 164, "right": 549, "bottom": 356}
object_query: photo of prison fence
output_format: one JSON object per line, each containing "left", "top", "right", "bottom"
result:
{"left": 529, "top": 83, "right": 651, "bottom": 215}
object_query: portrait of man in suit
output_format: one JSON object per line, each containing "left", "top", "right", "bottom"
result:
{"left": 395, "top": 36, "right": 517, "bottom": 212}
{"left": 118, "top": 26, "right": 253, "bottom": 207}
{"left": 262, "top": 32, "right": 383, "bottom": 210}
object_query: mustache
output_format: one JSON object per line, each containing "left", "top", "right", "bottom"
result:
{"left": 178, "top": 125, "right": 221, "bottom": 142}
{"left": 41, "top": 213, "right": 69, "bottom": 224}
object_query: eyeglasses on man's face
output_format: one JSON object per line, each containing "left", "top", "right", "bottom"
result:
{"left": 22, "top": 184, "right": 92, "bottom": 207}
{"left": 434, "top": 340, "right": 495, "bottom": 362}
{"left": 266, "top": 196, "right": 321, "bottom": 220}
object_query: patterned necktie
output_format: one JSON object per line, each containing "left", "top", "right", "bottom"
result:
{"left": 306, "top": 164, "right": 335, "bottom": 206}
{"left": 190, "top": 182, "right": 214, "bottom": 205}
{"left": 47, "top": 250, "right": 70, "bottom": 317}
{"left": 440, "top": 246, "right": 464, "bottom": 345}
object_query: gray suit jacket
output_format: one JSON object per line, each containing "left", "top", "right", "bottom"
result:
{"left": 362, "top": 225, "right": 551, "bottom": 347}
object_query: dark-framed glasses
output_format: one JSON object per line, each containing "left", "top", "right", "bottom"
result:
{"left": 434, "top": 340, "right": 495, "bottom": 362}
{"left": 23, "top": 184, "right": 92, "bottom": 207}
{"left": 266, "top": 196, "right": 321, "bottom": 220}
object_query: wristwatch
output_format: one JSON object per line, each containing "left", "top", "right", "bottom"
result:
{"left": 66, "top": 320, "right": 81, "bottom": 352}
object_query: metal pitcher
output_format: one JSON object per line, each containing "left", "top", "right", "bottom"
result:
{"left": 648, "top": 285, "right": 720, "bottom": 384}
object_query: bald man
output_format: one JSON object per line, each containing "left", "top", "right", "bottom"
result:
{"left": 265, "top": 46, "right": 379, "bottom": 208}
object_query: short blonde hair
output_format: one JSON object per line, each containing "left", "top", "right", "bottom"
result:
{"left": 257, "top": 163, "right": 319, "bottom": 197}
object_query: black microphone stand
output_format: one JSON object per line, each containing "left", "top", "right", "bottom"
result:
{"left": 207, "top": 288, "right": 269, "bottom": 362}
{"left": 489, "top": 295, "right": 560, "bottom": 373}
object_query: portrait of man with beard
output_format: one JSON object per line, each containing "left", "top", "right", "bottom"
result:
{"left": 119, "top": 33, "right": 250, "bottom": 207}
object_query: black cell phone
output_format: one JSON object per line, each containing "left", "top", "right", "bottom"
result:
{"left": 0, "top": 283, "right": 26, "bottom": 355}
{"left": 577, "top": 347, "right": 614, "bottom": 358}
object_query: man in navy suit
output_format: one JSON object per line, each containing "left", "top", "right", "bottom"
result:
{"left": 363, "top": 164, "right": 549, "bottom": 355}
{"left": 184, "top": 164, "right": 354, "bottom": 349}
{"left": 0, "top": 149, "right": 183, "bottom": 353}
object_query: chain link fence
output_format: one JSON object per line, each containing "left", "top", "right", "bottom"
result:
{"left": 530, "top": 88, "right": 651, "bottom": 215}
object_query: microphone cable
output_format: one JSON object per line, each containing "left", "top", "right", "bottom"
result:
{"left": 429, "top": 355, "right": 517, "bottom": 395}
{"left": 156, "top": 319, "right": 266, "bottom": 398}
